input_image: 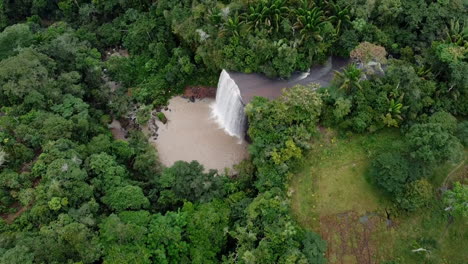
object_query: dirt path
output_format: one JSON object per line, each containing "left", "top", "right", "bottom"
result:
{"left": 1, "top": 202, "right": 31, "bottom": 224}
{"left": 442, "top": 158, "right": 467, "bottom": 187}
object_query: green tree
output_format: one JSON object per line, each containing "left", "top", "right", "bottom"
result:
{"left": 333, "top": 64, "right": 363, "bottom": 93}
{"left": 428, "top": 111, "right": 457, "bottom": 133}
{"left": 0, "top": 23, "right": 33, "bottom": 60}
{"left": 147, "top": 210, "right": 190, "bottom": 264}
{"left": 0, "top": 49, "right": 55, "bottom": 107}
{"left": 406, "top": 123, "right": 463, "bottom": 165}
{"left": 184, "top": 200, "right": 230, "bottom": 264}
{"left": 398, "top": 179, "right": 433, "bottom": 211}
{"left": 369, "top": 152, "right": 411, "bottom": 196}
{"left": 157, "top": 161, "right": 226, "bottom": 206}
{"left": 294, "top": 6, "right": 327, "bottom": 42}
{"left": 443, "top": 182, "right": 467, "bottom": 218}
{"left": 102, "top": 185, "right": 149, "bottom": 212}
{"left": 99, "top": 211, "right": 151, "bottom": 264}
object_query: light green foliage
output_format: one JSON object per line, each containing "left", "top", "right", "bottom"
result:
{"left": 0, "top": 23, "right": 33, "bottom": 60}
{"left": 100, "top": 211, "right": 151, "bottom": 264}
{"left": 136, "top": 104, "right": 151, "bottom": 125}
{"left": 333, "top": 97, "right": 352, "bottom": 121}
{"left": 48, "top": 197, "right": 68, "bottom": 211}
{"left": 184, "top": 201, "right": 230, "bottom": 264}
{"left": 333, "top": 64, "right": 362, "bottom": 93}
{"left": 406, "top": 123, "right": 463, "bottom": 165}
{"left": 246, "top": 85, "right": 322, "bottom": 190}
{"left": 443, "top": 182, "right": 467, "bottom": 218}
{"left": 147, "top": 210, "right": 190, "bottom": 264}
{"left": 398, "top": 179, "right": 433, "bottom": 211}
{"left": 271, "top": 139, "right": 302, "bottom": 165}
{"left": 102, "top": 185, "right": 149, "bottom": 212}
{"left": 0, "top": 147, "right": 6, "bottom": 167}
{"left": 229, "top": 189, "right": 327, "bottom": 264}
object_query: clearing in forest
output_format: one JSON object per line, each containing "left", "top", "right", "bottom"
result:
{"left": 290, "top": 129, "right": 468, "bottom": 264}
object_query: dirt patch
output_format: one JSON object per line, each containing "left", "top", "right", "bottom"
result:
{"left": 109, "top": 119, "right": 128, "bottom": 141}
{"left": 183, "top": 86, "right": 217, "bottom": 99}
{"left": 319, "top": 211, "right": 388, "bottom": 264}
{"left": 1, "top": 202, "right": 31, "bottom": 224}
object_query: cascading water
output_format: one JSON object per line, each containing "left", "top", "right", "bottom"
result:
{"left": 211, "top": 70, "right": 247, "bottom": 140}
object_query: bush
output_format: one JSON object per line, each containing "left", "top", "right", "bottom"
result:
{"left": 428, "top": 111, "right": 457, "bottom": 133}
{"left": 406, "top": 123, "right": 464, "bottom": 165}
{"left": 369, "top": 152, "right": 412, "bottom": 197}
{"left": 156, "top": 112, "right": 167, "bottom": 124}
{"left": 398, "top": 179, "right": 433, "bottom": 211}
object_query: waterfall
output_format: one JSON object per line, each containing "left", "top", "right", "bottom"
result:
{"left": 211, "top": 70, "right": 247, "bottom": 140}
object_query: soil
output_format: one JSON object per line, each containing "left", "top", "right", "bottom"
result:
{"left": 183, "top": 86, "right": 217, "bottom": 99}
{"left": 319, "top": 211, "right": 387, "bottom": 264}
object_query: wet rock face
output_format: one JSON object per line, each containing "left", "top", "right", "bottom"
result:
{"left": 183, "top": 86, "right": 217, "bottom": 99}
{"left": 147, "top": 110, "right": 160, "bottom": 139}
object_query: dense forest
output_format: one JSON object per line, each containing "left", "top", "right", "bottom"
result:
{"left": 0, "top": 0, "right": 467, "bottom": 263}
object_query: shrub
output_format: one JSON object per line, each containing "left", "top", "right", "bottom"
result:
{"left": 398, "top": 179, "right": 433, "bottom": 211}
{"left": 369, "top": 152, "right": 411, "bottom": 197}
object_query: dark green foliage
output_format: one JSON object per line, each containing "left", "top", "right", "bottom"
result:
{"left": 156, "top": 161, "right": 226, "bottom": 208}
{"left": 369, "top": 152, "right": 412, "bottom": 196}
{"left": 456, "top": 121, "right": 468, "bottom": 147}
{"left": 227, "top": 188, "right": 327, "bottom": 263}
{"left": 0, "top": 0, "right": 465, "bottom": 263}
{"left": 428, "top": 111, "right": 458, "bottom": 133}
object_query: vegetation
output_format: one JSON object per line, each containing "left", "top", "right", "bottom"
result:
{"left": 291, "top": 129, "right": 467, "bottom": 263}
{"left": 0, "top": 0, "right": 467, "bottom": 263}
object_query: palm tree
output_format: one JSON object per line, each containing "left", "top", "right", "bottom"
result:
{"left": 334, "top": 64, "right": 362, "bottom": 93}
{"left": 445, "top": 19, "right": 467, "bottom": 46}
{"left": 382, "top": 94, "right": 405, "bottom": 127}
{"left": 245, "top": 0, "right": 290, "bottom": 33}
{"left": 293, "top": 6, "right": 327, "bottom": 42}
{"left": 219, "top": 12, "right": 246, "bottom": 38}
{"left": 327, "top": 2, "right": 351, "bottom": 35}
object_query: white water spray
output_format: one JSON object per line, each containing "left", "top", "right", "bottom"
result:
{"left": 211, "top": 70, "right": 247, "bottom": 140}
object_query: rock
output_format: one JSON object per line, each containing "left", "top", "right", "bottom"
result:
{"left": 189, "top": 96, "right": 195, "bottom": 103}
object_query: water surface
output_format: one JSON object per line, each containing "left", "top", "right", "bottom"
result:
{"left": 150, "top": 97, "right": 248, "bottom": 172}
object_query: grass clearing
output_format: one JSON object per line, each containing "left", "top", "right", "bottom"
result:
{"left": 290, "top": 128, "right": 468, "bottom": 263}
{"left": 290, "top": 128, "right": 399, "bottom": 229}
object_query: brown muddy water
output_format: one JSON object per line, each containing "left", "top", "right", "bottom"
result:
{"left": 148, "top": 96, "right": 248, "bottom": 172}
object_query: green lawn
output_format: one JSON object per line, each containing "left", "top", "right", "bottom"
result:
{"left": 290, "top": 128, "right": 399, "bottom": 229}
{"left": 290, "top": 128, "right": 468, "bottom": 263}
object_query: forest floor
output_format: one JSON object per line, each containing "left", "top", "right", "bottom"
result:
{"left": 290, "top": 128, "right": 468, "bottom": 264}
